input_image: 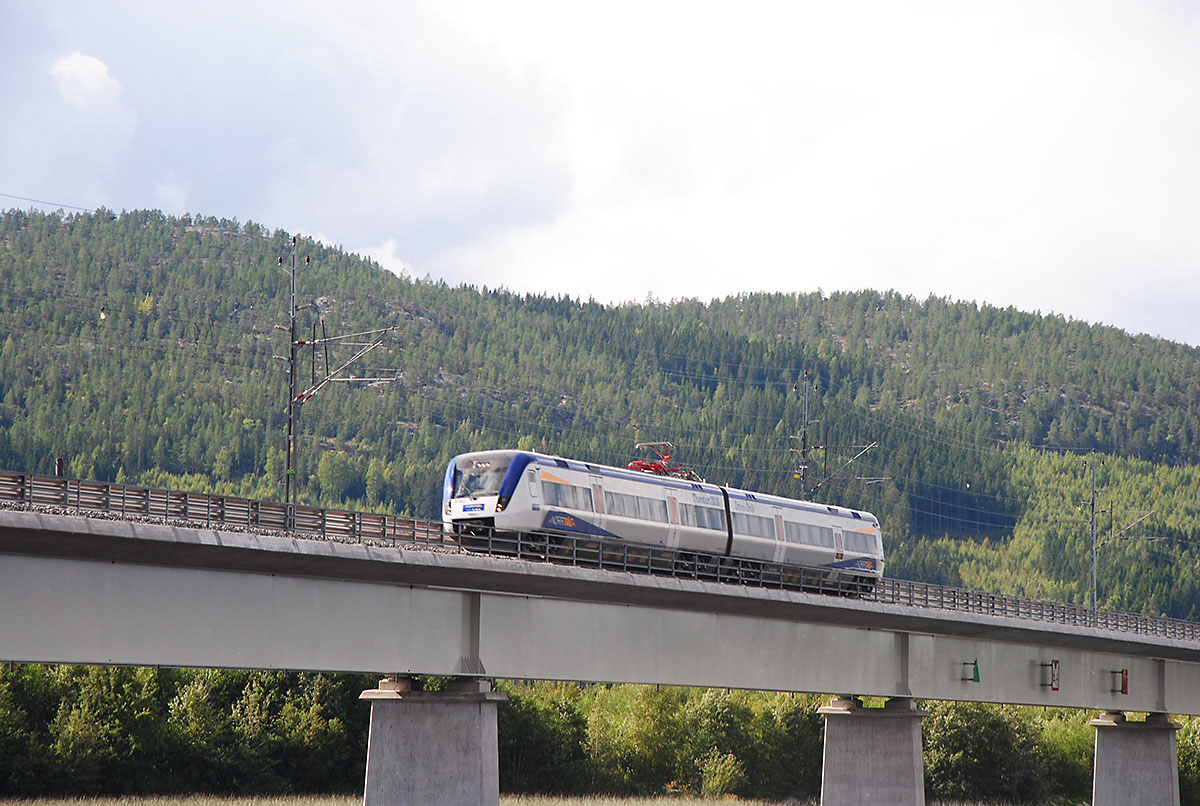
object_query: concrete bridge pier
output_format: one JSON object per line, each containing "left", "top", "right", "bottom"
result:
{"left": 360, "top": 675, "right": 507, "bottom": 806}
{"left": 818, "top": 696, "right": 927, "bottom": 806}
{"left": 1091, "top": 710, "right": 1180, "bottom": 806}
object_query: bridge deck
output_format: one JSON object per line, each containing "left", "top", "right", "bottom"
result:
{"left": 4, "top": 509, "right": 1200, "bottom": 717}
{"left": 3, "top": 507, "right": 1199, "bottom": 661}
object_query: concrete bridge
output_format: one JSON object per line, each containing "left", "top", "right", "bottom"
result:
{"left": 2, "top": 507, "right": 1196, "bottom": 804}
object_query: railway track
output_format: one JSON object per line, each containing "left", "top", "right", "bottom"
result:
{"left": 2, "top": 468, "right": 1197, "bottom": 643}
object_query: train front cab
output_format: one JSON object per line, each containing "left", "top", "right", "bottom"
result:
{"left": 443, "top": 450, "right": 540, "bottom": 549}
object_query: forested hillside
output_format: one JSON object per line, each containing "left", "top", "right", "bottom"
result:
{"left": 3, "top": 208, "right": 1200, "bottom": 617}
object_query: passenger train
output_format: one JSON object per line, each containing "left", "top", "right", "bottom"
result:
{"left": 443, "top": 449, "right": 884, "bottom": 586}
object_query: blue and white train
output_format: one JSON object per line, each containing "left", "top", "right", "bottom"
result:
{"left": 442, "top": 449, "right": 884, "bottom": 585}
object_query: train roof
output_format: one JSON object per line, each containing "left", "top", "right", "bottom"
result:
{"left": 450, "top": 449, "right": 880, "bottom": 526}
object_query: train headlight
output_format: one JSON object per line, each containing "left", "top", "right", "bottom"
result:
{"left": 496, "top": 496, "right": 510, "bottom": 513}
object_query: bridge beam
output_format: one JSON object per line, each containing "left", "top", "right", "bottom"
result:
{"left": 1091, "top": 710, "right": 1180, "bottom": 806}
{"left": 360, "top": 676, "right": 506, "bottom": 806}
{"left": 818, "top": 696, "right": 926, "bottom": 806}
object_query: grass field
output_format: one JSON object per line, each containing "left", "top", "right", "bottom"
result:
{"left": 0, "top": 799, "right": 794, "bottom": 806}
{"left": 0, "top": 796, "right": 1048, "bottom": 806}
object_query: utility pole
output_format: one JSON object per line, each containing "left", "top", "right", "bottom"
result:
{"left": 789, "top": 370, "right": 883, "bottom": 497}
{"left": 789, "top": 370, "right": 815, "bottom": 491}
{"left": 1089, "top": 450, "right": 1098, "bottom": 625}
{"left": 283, "top": 238, "right": 301, "bottom": 529}
{"left": 275, "top": 235, "right": 397, "bottom": 529}
{"left": 1084, "top": 448, "right": 1157, "bottom": 625}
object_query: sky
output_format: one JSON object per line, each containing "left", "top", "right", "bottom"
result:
{"left": 3, "top": 1, "right": 1200, "bottom": 344}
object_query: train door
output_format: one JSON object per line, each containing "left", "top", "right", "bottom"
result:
{"left": 589, "top": 474, "right": 604, "bottom": 530}
{"left": 772, "top": 508, "right": 786, "bottom": 564}
{"left": 666, "top": 495, "right": 681, "bottom": 549}
{"left": 833, "top": 526, "right": 845, "bottom": 561}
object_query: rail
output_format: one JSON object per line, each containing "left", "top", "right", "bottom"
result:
{"left": 1, "top": 469, "right": 1198, "bottom": 643}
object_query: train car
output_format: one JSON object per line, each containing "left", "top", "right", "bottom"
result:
{"left": 443, "top": 449, "right": 884, "bottom": 585}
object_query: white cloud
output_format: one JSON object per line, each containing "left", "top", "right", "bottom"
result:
{"left": 360, "top": 239, "right": 411, "bottom": 278}
{"left": 50, "top": 51, "right": 124, "bottom": 111}
{"left": 7, "top": 2, "right": 1200, "bottom": 344}
{"left": 406, "top": 1, "right": 1200, "bottom": 343}
{"left": 28, "top": 51, "right": 138, "bottom": 203}
{"left": 152, "top": 172, "right": 189, "bottom": 214}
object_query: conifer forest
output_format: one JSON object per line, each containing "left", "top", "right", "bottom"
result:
{"left": 5, "top": 208, "right": 1200, "bottom": 801}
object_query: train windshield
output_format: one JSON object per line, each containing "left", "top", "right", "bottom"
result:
{"left": 453, "top": 454, "right": 512, "bottom": 498}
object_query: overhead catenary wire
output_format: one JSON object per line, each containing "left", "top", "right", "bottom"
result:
{"left": 0, "top": 274, "right": 1142, "bottom": 465}
{"left": 0, "top": 251, "right": 1175, "bottom": 533}
{"left": 0, "top": 301, "right": 1109, "bottom": 517}
{"left": 0, "top": 191, "right": 97, "bottom": 212}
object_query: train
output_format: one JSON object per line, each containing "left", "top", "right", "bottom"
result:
{"left": 442, "top": 448, "right": 885, "bottom": 586}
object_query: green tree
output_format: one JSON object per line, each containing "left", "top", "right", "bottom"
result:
{"left": 496, "top": 681, "right": 590, "bottom": 794}
{"left": 923, "top": 700, "right": 1046, "bottom": 802}
{"left": 316, "top": 451, "right": 358, "bottom": 505}
{"left": 48, "top": 666, "right": 176, "bottom": 794}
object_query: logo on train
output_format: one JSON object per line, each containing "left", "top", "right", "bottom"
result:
{"left": 463, "top": 503, "right": 485, "bottom": 513}
{"left": 547, "top": 513, "right": 577, "bottom": 529}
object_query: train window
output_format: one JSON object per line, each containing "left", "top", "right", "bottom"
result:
{"left": 784, "top": 521, "right": 833, "bottom": 546}
{"left": 732, "top": 512, "right": 776, "bottom": 539}
{"left": 844, "top": 531, "right": 871, "bottom": 553}
{"left": 604, "top": 491, "right": 669, "bottom": 523}
{"left": 544, "top": 481, "right": 594, "bottom": 512}
{"left": 640, "top": 496, "right": 669, "bottom": 523}
{"left": 604, "top": 491, "right": 631, "bottom": 518}
{"left": 454, "top": 456, "right": 511, "bottom": 497}
{"left": 679, "top": 503, "right": 726, "bottom": 531}
{"left": 803, "top": 525, "right": 834, "bottom": 548}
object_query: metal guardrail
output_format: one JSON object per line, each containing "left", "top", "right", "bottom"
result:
{"left": 2, "top": 469, "right": 1198, "bottom": 643}
{"left": 0, "top": 471, "right": 447, "bottom": 548}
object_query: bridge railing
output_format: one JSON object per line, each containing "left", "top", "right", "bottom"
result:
{"left": 454, "top": 526, "right": 1200, "bottom": 640}
{"left": 0, "top": 471, "right": 449, "bottom": 549}
{"left": 3, "top": 469, "right": 1199, "bottom": 642}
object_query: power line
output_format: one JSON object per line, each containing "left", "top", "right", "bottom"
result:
{"left": 0, "top": 318, "right": 272, "bottom": 376}
{"left": 0, "top": 307, "right": 1113, "bottom": 525}
{"left": 276, "top": 237, "right": 399, "bottom": 524}
{"left": 0, "top": 192, "right": 97, "bottom": 212}
{"left": 0, "top": 264, "right": 1181, "bottom": 532}
{"left": 0, "top": 269, "right": 1136, "bottom": 463}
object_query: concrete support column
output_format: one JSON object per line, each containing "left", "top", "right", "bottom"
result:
{"left": 818, "top": 696, "right": 926, "bottom": 806}
{"left": 360, "top": 676, "right": 507, "bottom": 806}
{"left": 1091, "top": 710, "right": 1180, "bottom": 806}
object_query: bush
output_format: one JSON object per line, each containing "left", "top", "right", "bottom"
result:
{"left": 497, "top": 681, "right": 589, "bottom": 794}
{"left": 1034, "top": 708, "right": 1093, "bottom": 801}
{"left": 0, "top": 665, "right": 372, "bottom": 797}
{"left": 698, "top": 748, "right": 745, "bottom": 797}
{"left": 1177, "top": 716, "right": 1200, "bottom": 804}
{"left": 923, "top": 700, "right": 1047, "bottom": 803}
{"left": 581, "top": 684, "right": 690, "bottom": 794}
